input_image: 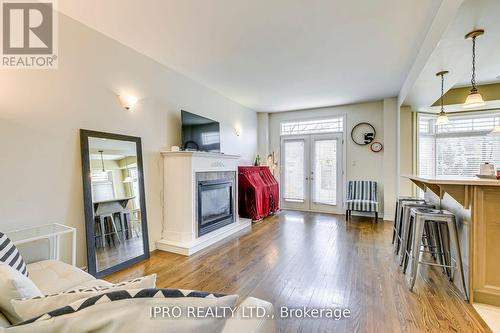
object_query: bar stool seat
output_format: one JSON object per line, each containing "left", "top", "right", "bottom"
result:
{"left": 405, "top": 207, "right": 468, "bottom": 301}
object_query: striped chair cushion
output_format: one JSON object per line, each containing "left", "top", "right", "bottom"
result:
{"left": 346, "top": 180, "right": 379, "bottom": 212}
{"left": 0, "top": 232, "right": 28, "bottom": 276}
{"left": 346, "top": 199, "right": 379, "bottom": 212}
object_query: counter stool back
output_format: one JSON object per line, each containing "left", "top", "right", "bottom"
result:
{"left": 393, "top": 197, "right": 426, "bottom": 252}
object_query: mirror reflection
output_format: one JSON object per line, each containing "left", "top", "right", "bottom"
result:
{"left": 88, "top": 137, "right": 144, "bottom": 272}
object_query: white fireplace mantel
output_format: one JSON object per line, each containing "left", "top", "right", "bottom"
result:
{"left": 156, "top": 151, "right": 251, "bottom": 256}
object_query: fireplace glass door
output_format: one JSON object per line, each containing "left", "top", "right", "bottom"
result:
{"left": 198, "top": 179, "right": 234, "bottom": 236}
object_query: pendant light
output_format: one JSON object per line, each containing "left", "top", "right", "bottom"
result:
{"left": 123, "top": 159, "right": 133, "bottom": 183}
{"left": 490, "top": 125, "right": 500, "bottom": 136}
{"left": 91, "top": 150, "right": 107, "bottom": 181}
{"left": 463, "top": 29, "right": 485, "bottom": 108}
{"left": 435, "top": 71, "right": 450, "bottom": 125}
{"left": 99, "top": 150, "right": 105, "bottom": 172}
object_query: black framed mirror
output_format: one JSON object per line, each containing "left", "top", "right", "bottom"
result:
{"left": 80, "top": 130, "right": 149, "bottom": 277}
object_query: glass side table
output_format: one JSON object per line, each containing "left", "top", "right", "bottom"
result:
{"left": 5, "top": 223, "right": 76, "bottom": 266}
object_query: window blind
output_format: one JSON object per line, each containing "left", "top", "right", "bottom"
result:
{"left": 91, "top": 170, "right": 115, "bottom": 202}
{"left": 418, "top": 111, "right": 500, "bottom": 177}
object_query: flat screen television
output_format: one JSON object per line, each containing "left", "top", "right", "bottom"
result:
{"left": 181, "top": 110, "right": 221, "bottom": 152}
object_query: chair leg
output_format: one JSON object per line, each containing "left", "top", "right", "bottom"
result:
{"left": 109, "top": 215, "right": 121, "bottom": 243}
{"left": 392, "top": 202, "right": 399, "bottom": 244}
{"left": 408, "top": 216, "right": 425, "bottom": 291}
{"left": 402, "top": 215, "right": 414, "bottom": 273}
{"left": 447, "top": 218, "right": 469, "bottom": 301}
{"left": 375, "top": 212, "right": 378, "bottom": 224}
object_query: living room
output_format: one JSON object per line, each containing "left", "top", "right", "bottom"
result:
{"left": 1, "top": 0, "right": 500, "bottom": 332}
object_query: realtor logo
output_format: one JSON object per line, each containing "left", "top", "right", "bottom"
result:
{"left": 1, "top": 0, "right": 58, "bottom": 68}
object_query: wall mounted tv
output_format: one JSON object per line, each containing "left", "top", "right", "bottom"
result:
{"left": 181, "top": 110, "right": 221, "bottom": 152}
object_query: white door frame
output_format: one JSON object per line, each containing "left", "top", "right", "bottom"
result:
{"left": 280, "top": 118, "right": 346, "bottom": 214}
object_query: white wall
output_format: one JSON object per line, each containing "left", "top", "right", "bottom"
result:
{"left": 399, "top": 106, "right": 414, "bottom": 196}
{"left": 383, "top": 98, "right": 398, "bottom": 220}
{"left": 267, "top": 101, "right": 388, "bottom": 216}
{"left": 257, "top": 112, "right": 270, "bottom": 159}
{"left": 0, "top": 13, "right": 257, "bottom": 267}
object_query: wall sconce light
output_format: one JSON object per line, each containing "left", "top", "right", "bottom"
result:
{"left": 234, "top": 126, "right": 241, "bottom": 137}
{"left": 118, "top": 94, "right": 139, "bottom": 110}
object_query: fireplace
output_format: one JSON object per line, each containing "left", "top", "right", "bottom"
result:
{"left": 197, "top": 177, "right": 235, "bottom": 236}
{"left": 158, "top": 152, "right": 250, "bottom": 256}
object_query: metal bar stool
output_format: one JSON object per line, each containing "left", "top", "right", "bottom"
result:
{"left": 99, "top": 214, "right": 121, "bottom": 247}
{"left": 393, "top": 197, "right": 426, "bottom": 254}
{"left": 397, "top": 201, "right": 436, "bottom": 264}
{"left": 405, "top": 207, "right": 468, "bottom": 301}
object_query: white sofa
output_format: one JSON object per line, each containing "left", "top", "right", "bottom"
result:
{"left": 0, "top": 260, "right": 275, "bottom": 332}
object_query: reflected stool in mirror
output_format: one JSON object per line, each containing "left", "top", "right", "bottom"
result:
{"left": 405, "top": 207, "right": 468, "bottom": 301}
{"left": 99, "top": 214, "right": 121, "bottom": 248}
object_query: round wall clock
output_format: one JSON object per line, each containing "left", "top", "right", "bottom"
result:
{"left": 351, "top": 122, "right": 376, "bottom": 145}
{"left": 370, "top": 141, "right": 383, "bottom": 152}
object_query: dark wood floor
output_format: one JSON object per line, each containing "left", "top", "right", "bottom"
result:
{"left": 106, "top": 210, "right": 491, "bottom": 333}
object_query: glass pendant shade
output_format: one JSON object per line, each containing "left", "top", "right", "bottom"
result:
{"left": 489, "top": 125, "right": 500, "bottom": 136}
{"left": 463, "top": 90, "right": 485, "bottom": 109}
{"left": 435, "top": 111, "right": 449, "bottom": 125}
{"left": 123, "top": 176, "right": 133, "bottom": 183}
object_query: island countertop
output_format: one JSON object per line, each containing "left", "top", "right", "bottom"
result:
{"left": 404, "top": 175, "right": 500, "bottom": 186}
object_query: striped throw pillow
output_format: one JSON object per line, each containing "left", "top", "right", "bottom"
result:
{"left": 0, "top": 232, "right": 28, "bottom": 276}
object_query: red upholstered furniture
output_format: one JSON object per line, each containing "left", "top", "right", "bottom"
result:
{"left": 238, "top": 166, "right": 279, "bottom": 220}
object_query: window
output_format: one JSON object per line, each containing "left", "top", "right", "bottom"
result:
{"left": 281, "top": 117, "right": 343, "bottom": 135}
{"left": 129, "top": 167, "right": 140, "bottom": 208}
{"left": 91, "top": 170, "right": 114, "bottom": 202}
{"left": 418, "top": 112, "right": 500, "bottom": 177}
{"left": 202, "top": 132, "right": 219, "bottom": 145}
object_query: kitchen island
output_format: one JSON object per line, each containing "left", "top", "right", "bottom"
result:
{"left": 405, "top": 175, "right": 500, "bottom": 307}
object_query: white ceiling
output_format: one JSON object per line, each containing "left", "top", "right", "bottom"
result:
{"left": 59, "top": 0, "right": 442, "bottom": 112}
{"left": 88, "top": 137, "right": 137, "bottom": 158}
{"left": 402, "top": 0, "right": 500, "bottom": 111}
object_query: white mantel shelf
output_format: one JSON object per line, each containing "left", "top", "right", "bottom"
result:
{"left": 160, "top": 151, "right": 240, "bottom": 159}
{"left": 156, "top": 150, "right": 251, "bottom": 256}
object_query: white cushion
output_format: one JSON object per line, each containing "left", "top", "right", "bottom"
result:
{"left": 0, "top": 263, "right": 42, "bottom": 324}
{"left": 0, "top": 311, "right": 10, "bottom": 328}
{"left": 27, "top": 260, "right": 95, "bottom": 294}
{"left": 72, "top": 279, "right": 113, "bottom": 289}
{"left": 10, "top": 290, "right": 238, "bottom": 333}
{"left": 12, "top": 274, "right": 156, "bottom": 321}
{"left": 221, "top": 297, "right": 276, "bottom": 333}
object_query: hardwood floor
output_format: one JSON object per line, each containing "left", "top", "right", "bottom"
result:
{"left": 106, "top": 210, "right": 491, "bottom": 332}
{"left": 96, "top": 236, "right": 144, "bottom": 271}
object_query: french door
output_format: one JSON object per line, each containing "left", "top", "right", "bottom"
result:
{"left": 281, "top": 133, "right": 343, "bottom": 213}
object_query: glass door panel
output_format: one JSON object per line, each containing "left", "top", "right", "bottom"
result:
{"left": 282, "top": 137, "right": 309, "bottom": 211}
{"left": 281, "top": 133, "right": 343, "bottom": 213}
{"left": 310, "top": 134, "right": 342, "bottom": 213}
{"left": 312, "top": 139, "right": 337, "bottom": 205}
